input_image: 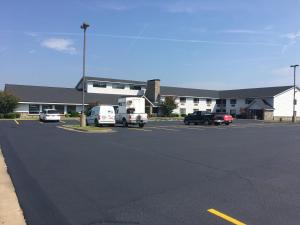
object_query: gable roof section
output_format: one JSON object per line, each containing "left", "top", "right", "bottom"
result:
{"left": 160, "top": 86, "right": 220, "bottom": 98}
{"left": 4, "top": 84, "right": 124, "bottom": 105}
{"left": 219, "top": 86, "right": 293, "bottom": 99}
{"left": 76, "top": 76, "right": 146, "bottom": 89}
{"left": 246, "top": 98, "right": 274, "bottom": 110}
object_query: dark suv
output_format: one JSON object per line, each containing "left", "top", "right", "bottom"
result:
{"left": 184, "top": 111, "right": 214, "bottom": 125}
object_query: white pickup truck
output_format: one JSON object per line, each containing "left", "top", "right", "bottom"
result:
{"left": 115, "top": 97, "right": 148, "bottom": 128}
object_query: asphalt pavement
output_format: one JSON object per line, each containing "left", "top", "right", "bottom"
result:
{"left": 1, "top": 120, "right": 300, "bottom": 225}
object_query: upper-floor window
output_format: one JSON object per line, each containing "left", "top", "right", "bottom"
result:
{"left": 230, "top": 99, "right": 237, "bottom": 105}
{"left": 112, "top": 83, "right": 125, "bottom": 89}
{"left": 193, "top": 98, "right": 199, "bottom": 104}
{"left": 93, "top": 82, "right": 107, "bottom": 88}
{"left": 129, "top": 85, "right": 142, "bottom": 90}
{"left": 245, "top": 98, "right": 254, "bottom": 104}
{"left": 206, "top": 99, "right": 212, "bottom": 105}
{"left": 216, "top": 99, "right": 226, "bottom": 106}
{"left": 180, "top": 97, "right": 186, "bottom": 103}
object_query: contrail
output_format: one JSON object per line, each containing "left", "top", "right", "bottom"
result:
{"left": 4, "top": 30, "right": 282, "bottom": 46}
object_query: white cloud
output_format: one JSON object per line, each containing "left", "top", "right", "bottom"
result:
{"left": 25, "top": 32, "right": 38, "bottom": 37}
{"left": 281, "top": 31, "right": 300, "bottom": 53}
{"left": 29, "top": 49, "right": 36, "bottom": 54}
{"left": 41, "top": 38, "right": 76, "bottom": 54}
{"left": 221, "top": 29, "right": 262, "bottom": 34}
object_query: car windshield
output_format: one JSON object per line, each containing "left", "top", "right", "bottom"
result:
{"left": 47, "top": 110, "right": 59, "bottom": 114}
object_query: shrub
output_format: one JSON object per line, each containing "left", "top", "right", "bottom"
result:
{"left": 170, "top": 113, "right": 179, "bottom": 117}
{"left": 69, "top": 111, "right": 80, "bottom": 117}
{"left": 180, "top": 114, "right": 186, "bottom": 117}
{"left": 0, "top": 114, "right": 4, "bottom": 119}
{"left": 3, "top": 112, "right": 20, "bottom": 119}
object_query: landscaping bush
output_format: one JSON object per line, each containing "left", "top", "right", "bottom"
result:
{"left": 3, "top": 112, "right": 20, "bottom": 119}
{"left": 68, "top": 111, "right": 80, "bottom": 117}
{"left": 180, "top": 114, "right": 186, "bottom": 117}
{"left": 169, "top": 113, "right": 179, "bottom": 117}
{"left": 0, "top": 92, "right": 19, "bottom": 114}
{"left": 0, "top": 114, "right": 4, "bottom": 119}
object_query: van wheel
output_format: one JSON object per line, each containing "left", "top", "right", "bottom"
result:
{"left": 138, "top": 123, "right": 144, "bottom": 128}
{"left": 122, "top": 119, "right": 128, "bottom": 127}
{"left": 94, "top": 119, "right": 99, "bottom": 127}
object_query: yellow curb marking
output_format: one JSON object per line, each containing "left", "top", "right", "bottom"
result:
{"left": 14, "top": 120, "right": 19, "bottom": 125}
{"left": 207, "top": 209, "right": 246, "bottom": 225}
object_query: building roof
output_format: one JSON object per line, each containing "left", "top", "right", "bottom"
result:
{"left": 4, "top": 84, "right": 124, "bottom": 105}
{"left": 219, "top": 86, "right": 293, "bottom": 99}
{"left": 160, "top": 86, "right": 220, "bottom": 98}
{"left": 246, "top": 98, "right": 274, "bottom": 110}
{"left": 75, "top": 76, "right": 146, "bottom": 89}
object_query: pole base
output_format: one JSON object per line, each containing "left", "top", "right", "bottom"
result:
{"left": 80, "top": 114, "right": 86, "bottom": 127}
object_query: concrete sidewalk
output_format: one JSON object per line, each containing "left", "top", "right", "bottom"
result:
{"left": 0, "top": 149, "right": 26, "bottom": 225}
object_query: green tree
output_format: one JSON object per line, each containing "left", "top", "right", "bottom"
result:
{"left": 159, "top": 96, "right": 177, "bottom": 116}
{"left": 0, "top": 92, "right": 19, "bottom": 114}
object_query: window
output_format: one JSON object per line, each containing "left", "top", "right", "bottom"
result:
{"left": 54, "top": 105, "right": 64, "bottom": 114}
{"left": 180, "top": 108, "right": 186, "bottom": 115}
{"left": 112, "top": 83, "right": 125, "bottom": 89}
{"left": 193, "top": 98, "right": 199, "bottom": 104}
{"left": 29, "top": 104, "right": 40, "bottom": 114}
{"left": 193, "top": 109, "right": 198, "bottom": 112}
{"left": 216, "top": 109, "right": 221, "bottom": 113}
{"left": 216, "top": 99, "right": 226, "bottom": 106}
{"left": 129, "top": 85, "right": 142, "bottom": 90}
{"left": 93, "top": 82, "right": 107, "bottom": 88}
{"left": 245, "top": 98, "right": 254, "bottom": 104}
{"left": 230, "top": 99, "right": 237, "bottom": 105}
{"left": 206, "top": 109, "right": 212, "bottom": 112}
{"left": 180, "top": 97, "right": 186, "bottom": 103}
{"left": 206, "top": 99, "right": 212, "bottom": 105}
{"left": 67, "top": 105, "right": 76, "bottom": 113}
{"left": 42, "top": 105, "right": 52, "bottom": 111}
{"left": 230, "top": 109, "right": 236, "bottom": 115}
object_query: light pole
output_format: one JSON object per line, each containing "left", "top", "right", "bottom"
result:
{"left": 290, "top": 64, "right": 299, "bottom": 123}
{"left": 80, "top": 22, "right": 90, "bottom": 127}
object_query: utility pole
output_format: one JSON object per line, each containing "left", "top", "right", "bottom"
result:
{"left": 80, "top": 22, "right": 90, "bottom": 127}
{"left": 290, "top": 65, "right": 299, "bottom": 123}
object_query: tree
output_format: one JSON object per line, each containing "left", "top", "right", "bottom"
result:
{"left": 0, "top": 91, "right": 19, "bottom": 114}
{"left": 159, "top": 96, "right": 177, "bottom": 116}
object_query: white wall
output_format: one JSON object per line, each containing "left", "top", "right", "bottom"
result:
{"left": 273, "top": 88, "right": 300, "bottom": 117}
{"left": 86, "top": 82, "right": 145, "bottom": 96}
{"left": 172, "top": 97, "right": 216, "bottom": 114}
{"left": 15, "top": 103, "right": 29, "bottom": 112}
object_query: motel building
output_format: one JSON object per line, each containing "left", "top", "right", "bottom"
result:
{"left": 4, "top": 76, "right": 300, "bottom": 121}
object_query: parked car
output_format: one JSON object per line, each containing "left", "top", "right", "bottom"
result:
{"left": 115, "top": 97, "right": 148, "bottom": 128}
{"left": 184, "top": 111, "right": 214, "bottom": 125}
{"left": 214, "top": 113, "right": 233, "bottom": 125}
{"left": 86, "top": 105, "right": 115, "bottom": 126}
{"left": 39, "top": 109, "right": 61, "bottom": 122}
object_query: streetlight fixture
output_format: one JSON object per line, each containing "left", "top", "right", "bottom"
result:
{"left": 290, "top": 64, "right": 299, "bottom": 123}
{"left": 80, "top": 22, "right": 90, "bottom": 127}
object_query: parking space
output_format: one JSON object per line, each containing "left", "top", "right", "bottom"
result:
{"left": 1, "top": 119, "right": 300, "bottom": 225}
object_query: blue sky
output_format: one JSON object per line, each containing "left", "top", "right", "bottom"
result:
{"left": 1, "top": 0, "right": 300, "bottom": 90}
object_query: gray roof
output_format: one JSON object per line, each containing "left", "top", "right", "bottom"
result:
{"left": 246, "top": 99, "right": 274, "bottom": 110}
{"left": 4, "top": 84, "right": 126, "bottom": 105}
{"left": 76, "top": 76, "right": 146, "bottom": 89}
{"left": 160, "top": 86, "right": 219, "bottom": 98}
{"left": 219, "top": 86, "right": 293, "bottom": 99}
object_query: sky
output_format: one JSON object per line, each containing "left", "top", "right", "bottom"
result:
{"left": 1, "top": 0, "right": 300, "bottom": 90}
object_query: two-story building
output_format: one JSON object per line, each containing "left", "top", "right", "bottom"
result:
{"left": 4, "top": 76, "right": 300, "bottom": 121}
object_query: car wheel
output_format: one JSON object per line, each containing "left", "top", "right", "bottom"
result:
{"left": 194, "top": 122, "right": 198, "bottom": 125}
{"left": 138, "top": 123, "right": 144, "bottom": 128}
{"left": 122, "top": 119, "right": 128, "bottom": 127}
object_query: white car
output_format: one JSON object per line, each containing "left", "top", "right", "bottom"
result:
{"left": 86, "top": 105, "right": 115, "bottom": 126}
{"left": 39, "top": 109, "right": 61, "bottom": 122}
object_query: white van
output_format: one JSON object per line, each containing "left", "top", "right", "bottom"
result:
{"left": 86, "top": 105, "right": 115, "bottom": 126}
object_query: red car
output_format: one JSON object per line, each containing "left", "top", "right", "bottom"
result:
{"left": 213, "top": 114, "right": 233, "bottom": 125}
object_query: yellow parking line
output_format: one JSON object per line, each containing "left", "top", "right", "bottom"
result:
{"left": 14, "top": 120, "right": 19, "bottom": 125}
{"left": 129, "top": 128, "right": 152, "bottom": 132}
{"left": 152, "top": 127, "right": 179, "bottom": 131}
{"left": 207, "top": 209, "right": 246, "bottom": 225}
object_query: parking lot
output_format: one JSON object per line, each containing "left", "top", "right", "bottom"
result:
{"left": 1, "top": 119, "right": 300, "bottom": 225}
